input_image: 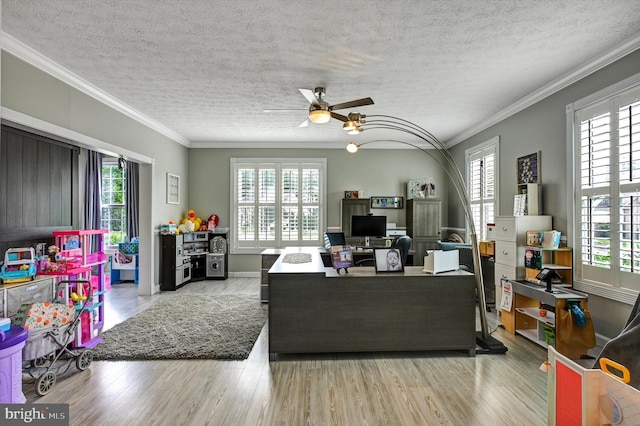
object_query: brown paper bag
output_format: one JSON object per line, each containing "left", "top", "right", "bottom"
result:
{"left": 555, "top": 307, "right": 596, "bottom": 359}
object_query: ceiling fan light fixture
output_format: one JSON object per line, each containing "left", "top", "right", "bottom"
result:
{"left": 343, "top": 120, "right": 357, "bottom": 132}
{"left": 347, "top": 125, "right": 362, "bottom": 135}
{"left": 308, "top": 109, "right": 331, "bottom": 124}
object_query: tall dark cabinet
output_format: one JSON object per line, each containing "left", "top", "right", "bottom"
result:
{"left": 160, "top": 234, "right": 189, "bottom": 291}
{"left": 341, "top": 198, "right": 371, "bottom": 246}
{"left": 406, "top": 198, "right": 442, "bottom": 266}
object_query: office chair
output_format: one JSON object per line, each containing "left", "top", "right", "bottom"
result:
{"left": 392, "top": 235, "right": 412, "bottom": 266}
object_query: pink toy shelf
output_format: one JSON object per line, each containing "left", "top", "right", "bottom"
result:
{"left": 49, "top": 229, "right": 109, "bottom": 349}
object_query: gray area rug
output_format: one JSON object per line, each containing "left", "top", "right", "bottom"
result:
{"left": 93, "top": 294, "right": 267, "bottom": 361}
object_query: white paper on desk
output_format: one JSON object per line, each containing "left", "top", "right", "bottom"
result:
{"left": 500, "top": 281, "right": 513, "bottom": 311}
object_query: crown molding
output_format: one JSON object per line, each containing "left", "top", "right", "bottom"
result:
{"left": 189, "top": 140, "right": 422, "bottom": 149}
{"left": 447, "top": 33, "right": 640, "bottom": 148}
{"left": 2, "top": 107, "right": 154, "bottom": 164}
{"left": 1, "top": 31, "right": 191, "bottom": 148}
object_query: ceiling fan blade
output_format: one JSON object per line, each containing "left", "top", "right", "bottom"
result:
{"left": 298, "top": 119, "right": 310, "bottom": 128}
{"left": 330, "top": 112, "right": 348, "bottom": 123}
{"left": 329, "top": 97, "right": 374, "bottom": 111}
{"left": 299, "top": 88, "right": 319, "bottom": 106}
{"left": 263, "top": 108, "right": 307, "bottom": 113}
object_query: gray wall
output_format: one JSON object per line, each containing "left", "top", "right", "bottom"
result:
{"left": 449, "top": 48, "right": 640, "bottom": 339}
{"left": 187, "top": 147, "right": 449, "bottom": 272}
{"left": 3, "top": 38, "right": 638, "bottom": 338}
{"left": 1, "top": 52, "right": 191, "bottom": 293}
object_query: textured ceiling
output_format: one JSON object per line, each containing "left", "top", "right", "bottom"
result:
{"left": 2, "top": 0, "right": 640, "bottom": 149}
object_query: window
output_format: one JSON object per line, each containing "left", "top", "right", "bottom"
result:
{"left": 466, "top": 137, "right": 499, "bottom": 241}
{"left": 101, "top": 161, "right": 127, "bottom": 246}
{"left": 571, "top": 75, "right": 640, "bottom": 300}
{"left": 231, "top": 158, "right": 326, "bottom": 252}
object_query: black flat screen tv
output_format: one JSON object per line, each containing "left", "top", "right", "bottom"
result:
{"left": 351, "top": 215, "right": 387, "bottom": 238}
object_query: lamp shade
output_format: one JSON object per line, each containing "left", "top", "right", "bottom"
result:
{"left": 308, "top": 109, "right": 331, "bottom": 123}
{"left": 346, "top": 142, "right": 359, "bottom": 153}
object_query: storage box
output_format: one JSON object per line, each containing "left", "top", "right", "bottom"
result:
{"left": 160, "top": 224, "right": 177, "bottom": 234}
{"left": 542, "top": 231, "right": 561, "bottom": 249}
{"left": 0, "top": 318, "right": 10, "bottom": 333}
{"left": 423, "top": 250, "right": 459, "bottom": 274}
{"left": 479, "top": 241, "right": 495, "bottom": 256}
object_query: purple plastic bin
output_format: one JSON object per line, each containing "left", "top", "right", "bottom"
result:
{"left": 0, "top": 326, "right": 29, "bottom": 403}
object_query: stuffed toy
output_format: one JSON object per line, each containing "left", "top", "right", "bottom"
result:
{"left": 178, "top": 210, "right": 199, "bottom": 233}
{"left": 207, "top": 214, "right": 219, "bottom": 231}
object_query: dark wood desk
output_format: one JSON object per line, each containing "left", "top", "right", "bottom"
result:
{"left": 268, "top": 247, "right": 476, "bottom": 360}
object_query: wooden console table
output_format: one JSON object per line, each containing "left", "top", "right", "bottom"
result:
{"left": 268, "top": 247, "right": 477, "bottom": 360}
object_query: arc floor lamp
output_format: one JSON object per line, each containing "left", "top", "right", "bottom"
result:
{"left": 342, "top": 113, "right": 507, "bottom": 354}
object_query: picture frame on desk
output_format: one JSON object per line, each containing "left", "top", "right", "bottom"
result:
{"left": 374, "top": 248, "right": 404, "bottom": 272}
{"left": 330, "top": 245, "right": 354, "bottom": 273}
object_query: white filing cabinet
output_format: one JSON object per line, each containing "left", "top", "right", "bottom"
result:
{"left": 494, "top": 215, "right": 552, "bottom": 310}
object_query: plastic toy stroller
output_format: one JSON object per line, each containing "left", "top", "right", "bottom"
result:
{"left": 13, "top": 280, "right": 94, "bottom": 396}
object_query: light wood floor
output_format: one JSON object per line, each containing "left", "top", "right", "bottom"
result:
{"left": 23, "top": 277, "right": 553, "bottom": 425}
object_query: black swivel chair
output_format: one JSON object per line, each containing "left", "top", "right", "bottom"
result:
{"left": 392, "top": 235, "right": 412, "bottom": 266}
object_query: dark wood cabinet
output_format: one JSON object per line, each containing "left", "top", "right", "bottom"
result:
{"left": 341, "top": 198, "right": 370, "bottom": 246}
{"left": 406, "top": 199, "right": 442, "bottom": 265}
{"left": 160, "top": 234, "right": 187, "bottom": 291}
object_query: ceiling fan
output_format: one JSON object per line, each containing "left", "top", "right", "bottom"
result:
{"left": 264, "top": 87, "right": 374, "bottom": 127}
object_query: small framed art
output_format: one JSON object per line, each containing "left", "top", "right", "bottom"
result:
{"left": 374, "top": 248, "right": 404, "bottom": 272}
{"left": 344, "top": 190, "right": 359, "bottom": 199}
{"left": 330, "top": 245, "right": 354, "bottom": 273}
{"left": 516, "top": 151, "right": 540, "bottom": 185}
{"left": 166, "top": 173, "right": 180, "bottom": 204}
{"left": 371, "top": 196, "right": 403, "bottom": 209}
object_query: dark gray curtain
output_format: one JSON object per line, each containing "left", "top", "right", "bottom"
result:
{"left": 84, "top": 150, "right": 103, "bottom": 251}
{"left": 126, "top": 160, "right": 139, "bottom": 239}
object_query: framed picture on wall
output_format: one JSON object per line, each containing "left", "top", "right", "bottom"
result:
{"left": 516, "top": 151, "right": 541, "bottom": 185}
{"left": 166, "top": 173, "right": 180, "bottom": 204}
{"left": 371, "top": 196, "right": 403, "bottom": 209}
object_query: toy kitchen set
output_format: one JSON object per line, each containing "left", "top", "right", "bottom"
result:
{"left": 160, "top": 228, "right": 229, "bottom": 291}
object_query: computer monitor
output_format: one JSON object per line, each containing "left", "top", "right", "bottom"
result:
{"left": 351, "top": 215, "right": 386, "bottom": 246}
{"left": 324, "top": 232, "right": 346, "bottom": 249}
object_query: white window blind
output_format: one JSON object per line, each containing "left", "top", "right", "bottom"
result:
{"left": 231, "top": 158, "right": 326, "bottom": 252}
{"left": 574, "top": 83, "right": 640, "bottom": 294}
{"left": 467, "top": 139, "right": 498, "bottom": 241}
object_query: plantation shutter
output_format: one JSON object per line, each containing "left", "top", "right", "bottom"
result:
{"left": 574, "top": 85, "right": 640, "bottom": 292}
{"left": 468, "top": 144, "right": 496, "bottom": 241}
{"left": 232, "top": 158, "right": 326, "bottom": 252}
